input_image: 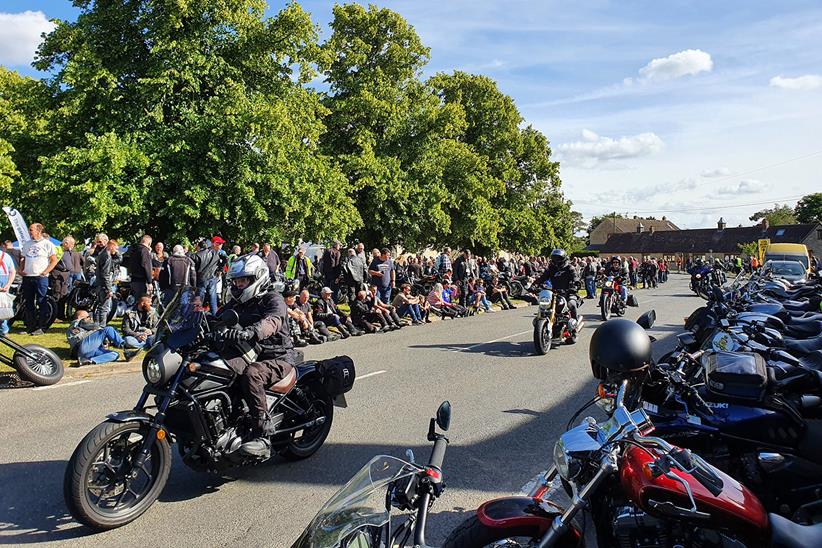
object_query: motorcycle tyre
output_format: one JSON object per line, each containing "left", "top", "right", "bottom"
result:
{"left": 7, "top": 296, "right": 57, "bottom": 330}
{"left": 64, "top": 420, "right": 171, "bottom": 530}
{"left": 533, "top": 319, "right": 550, "bottom": 355}
{"left": 442, "top": 514, "right": 575, "bottom": 548}
{"left": 601, "top": 294, "right": 612, "bottom": 321}
{"left": 280, "top": 388, "right": 334, "bottom": 461}
{"left": 13, "top": 344, "right": 63, "bottom": 386}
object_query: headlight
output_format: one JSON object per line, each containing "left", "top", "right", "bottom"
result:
{"left": 605, "top": 280, "right": 613, "bottom": 288}
{"left": 695, "top": 274, "right": 702, "bottom": 279}
{"left": 144, "top": 358, "right": 163, "bottom": 384}
{"left": 553, "top": 439, "right": 580, "bottom": 481}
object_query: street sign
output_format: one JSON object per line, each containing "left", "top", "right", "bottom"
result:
{"left": 757, "top": 238, "right": 770, "bottom": 265}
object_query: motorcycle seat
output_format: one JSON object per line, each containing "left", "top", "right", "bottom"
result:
{"left": 788, "top": 313, "right": 822, "bottom": 324}
{"left": 784, "top": 336, "right": 822, "bottom": 357}
{"left": 799, "top": 351, "right": 822, "bottom": 372}
{"left": 268, "top": 368, "right": 297, "bottom": 394}
{"left": 769, "top": 512, "right": 822, "bottom": 548}
{"left": 784, "top": 321, "right": 822, "bottom": 338}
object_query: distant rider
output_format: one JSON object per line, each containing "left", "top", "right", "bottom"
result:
{"left": 603, "top": 256, "right": 629, "bottom": 303}
{"left": 220, "top": 254, "right": 295, "bottom": 459}
{"left": 533, "top": 249, "right": 580, "bottom": 319}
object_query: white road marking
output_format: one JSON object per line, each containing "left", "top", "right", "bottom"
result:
{"left": 454, "top": 330, "right": 533, "bottom": 352}
{"left": 32, "top": 380, "right": 90, "bottom": 391}
{"left": 356, "top": 370, "right": 386, "bottom": 380}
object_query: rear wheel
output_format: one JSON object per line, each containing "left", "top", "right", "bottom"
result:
{"left": 64, "top": 420, "right": 171, "bottom": 530}
{"left": 281, "top": 388, "right": 334, "bottom": 460}
{"left": 443, "top": 514, "right": 574, "bottom": 548}
{"left": 13, "top": 345, "right": 63, "bottom": 386}
{"left": 533, "top": 319, "right": 550, "bottom": 355}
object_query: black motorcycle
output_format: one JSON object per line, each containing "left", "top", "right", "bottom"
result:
{"left": 63, "top": 288, "right": 354, "bottom": 530}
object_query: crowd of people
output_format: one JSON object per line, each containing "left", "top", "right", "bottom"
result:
{"left": 5, "top": 221, "right": 707, "bottom": 367}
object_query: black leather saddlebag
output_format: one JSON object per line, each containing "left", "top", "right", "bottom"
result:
{"left": 318, "top": 355, "right": 356, "bottom": 396}
{"left": 704, "top": 351, "right": 767, "bottom": 401}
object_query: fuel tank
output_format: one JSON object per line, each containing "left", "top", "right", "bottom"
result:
{"left": 620, "top": 445, "right": 769, "bottom": 536}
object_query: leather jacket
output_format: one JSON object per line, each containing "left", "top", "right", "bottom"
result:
{"left": 221, "top": 291, "right": 294, "bottom": 371}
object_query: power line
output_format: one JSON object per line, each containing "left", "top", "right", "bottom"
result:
{"left": 627, "top": 194, "right": 806, "bottom": 214}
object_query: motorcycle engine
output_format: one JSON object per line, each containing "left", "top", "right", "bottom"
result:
{"left": 204, "top": 397, "right": 229, "bottom": 439}
{"left": 613, "top": 506, "right": 669, "bottom": 548}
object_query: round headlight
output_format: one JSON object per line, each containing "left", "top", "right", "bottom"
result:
{"left": 144, "top": 358, "right": 162, "bottom": 384}
{"left": 695, "top": 274, "right": 702, "bottom": 279}
{"left": 605, "top": 280, "right": 613, "bottom": 288}
{"left": 553, "top": 440, "right": 570, "bottom": 479}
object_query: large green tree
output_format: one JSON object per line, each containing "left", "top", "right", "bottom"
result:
{"left": 795, "top": 193, "right": 822, "bottom": 224}
{"left": 749, "top": 204, "right": 797, "bottom": 226}
{"left": 6, "top": 0, "right": 361, "bottom": 243}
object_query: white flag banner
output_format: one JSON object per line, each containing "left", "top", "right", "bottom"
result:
{"left": 3, "top": 207, "right": 30, "bottom": 245}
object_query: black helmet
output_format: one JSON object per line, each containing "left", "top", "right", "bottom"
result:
{"left": 550, "top": 249, "right": 568, "bottom": 267}
{"left": 610, "top": 256, "right": 620, "bottom": 264}
{"left": 589, "top": 319, "right": 652, "bottom": 380}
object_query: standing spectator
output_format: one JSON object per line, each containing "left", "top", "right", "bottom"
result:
{"left": 4, "top": 240, "right": 21, "bottom": 268}
{"left": 52, "top": 236, "right": 83, "bottom": 319}
{"left": 121, "top": 295, "right": 159, "bottom": 352}
{"left": 436, "top": 247, "right": 452, "bottom": 276}
{"left": 583, "top": 257, "right": 597, "bottom": 299}
{"left": 161, "top": 245, "right": 197, "bottom": 305}
{"left": 342, "top": 247, "right": 368, "bottom": 302}
{"left": 0, "top": 244, "right": 17, "bottom": 335}
{"left": 151, "top": 241, "right": 168, "bottom": 282}
{"left": 314, "top": 286, "right": 362, "bottom": 338}
{"left": 320, "top": 241, "right": 343, "bottom": 298}
{"left": 129, "top": 234, "right": 153, "bottom": 299}
{"left": 628, "top": 256, "right": 638, "bottom": 288}
{"left": 93, "top": 239, "right": 118, "bottom": 325}
{"left": 355, "top": 242, "right": 367, "bottom": 264}
{"left": 285, "top": 247, "right": 313, "bottom": 290}
{"left": 259, "top": 243, "right": 281, "bottom": 279}
{"left": 228, "top": 245, "right": 242, "bottom": 265}
{"left": 193, "top": 239, "right": 220, "bottom": 312}
{"left": 19, "top": 223, "right": 59, "bottom": 335}
{"left": 393, "top": 283, "right": 424, "bottom": 324}
{"left": 453, "top": 248, "right": 477, "bottom": 307}
{"left": 368, "top": 247, "right": 396, "bottom": 303}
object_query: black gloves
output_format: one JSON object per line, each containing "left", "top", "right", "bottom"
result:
{"left": 224, "top": 327, "right": 255, "bottom": 343}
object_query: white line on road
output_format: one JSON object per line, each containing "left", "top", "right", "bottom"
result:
{"left": 32, "top": 380, "right": 90, "bottom": 391}
{"left": 454, "top": 330, "right": 532, "bottom": 353}
{"left": 356, "top": 370, "right": 386, "bottom": 380}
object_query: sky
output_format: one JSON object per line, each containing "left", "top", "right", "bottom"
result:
{"left": 2, "top": 1, "right": 822, "bottom": 229}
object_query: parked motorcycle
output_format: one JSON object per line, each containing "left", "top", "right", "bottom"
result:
{"left": 532, "top": 284, "right": 583, "bottom": 355}
{"left": 444, "top": 379, "right": 822, "bottom": 547}
{"left": 0, "top": 332, "right": 63, "bottom": 386}
{"left": 64, "top": 288, "right": 354, "bottom": 530}
{"left": 293, "top": 402, "right": 451, "bottom": 548}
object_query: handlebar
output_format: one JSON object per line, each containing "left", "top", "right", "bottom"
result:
{"left": 428, "top": 436, "right": 448, "bottom": 470}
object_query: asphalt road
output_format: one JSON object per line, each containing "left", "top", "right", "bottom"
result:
{"left": 0, "top": 275, "right": 701, "bottom": 547}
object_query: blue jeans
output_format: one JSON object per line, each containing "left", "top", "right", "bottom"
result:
{"left": 377, "top": 286, "right": 392, "bottom": 304}
{"left": 619, "top": 286, "right": 629, "bottom": 302}
{"left": 67, "top": 272, "right": 84, "bottom": 294}
{"left": 197, "top": 277, "right": 218, "bottom": 313}
{"left": 22, "top": 276, "right": 49, "bottom": 332}
{"left": 78, "top": 326, "right": 125, "bottom": 364}
{"left": 124, "top": 334, "right": 154, "bottom": 350}
{"left": 585, "top": 276, "right": 596, "bottom": 298}
{"left": 397, "top": 303, "right": 421, "bottom": 322}
{"left": 478, "top": 296, "right": 492, "bottom": 311}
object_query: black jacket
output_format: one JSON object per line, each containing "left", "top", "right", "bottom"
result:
{"left": 161, "top": 255, "right": 197, "bottom": 290}
{"left": 130, "top": 244, "right": 153, "bottom": 283}
{"left": 222, "top": 291, "right": 294, "bottom": 369}
{"left": 321, "top": 248, "right": 342, "bottom": 281}
{"left": 95, "top": 251, "right": 114, "bottom": 294}
{"left": 193, "top": 248, "right": 220, "bottom": 281}
{"left": 536, "top": 262, "right": 579, "bottom": 293}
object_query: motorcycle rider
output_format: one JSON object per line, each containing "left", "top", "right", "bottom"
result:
{"left": 603, "top": 255, "right": 629, "bottom": 303}
{"left": 533, "top": 249, "right": 580, "bottom": 319}
{"left": 220, "top": 254, "right": 295, "bottom": 459}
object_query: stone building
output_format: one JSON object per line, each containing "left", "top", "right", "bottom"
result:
{"left": 588, "top": 215, "right": 679, "bottom": 248}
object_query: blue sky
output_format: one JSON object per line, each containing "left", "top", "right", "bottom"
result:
{"left": 3, "top": 1, "right": 822, "bottom": 229}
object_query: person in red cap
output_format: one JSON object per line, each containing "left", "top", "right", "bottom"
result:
{"left": 211, "top": 235, "right": 228, "bottom": 306}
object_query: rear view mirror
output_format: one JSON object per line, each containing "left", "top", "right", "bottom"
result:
{"left": 637, "top": 310, "right": 656, "bottom": 329}
{"left": 219, "top": 309, "right": 240, "bottom": 328}
{"left": 436, "top": 401, "right": 452, "bottom": 432}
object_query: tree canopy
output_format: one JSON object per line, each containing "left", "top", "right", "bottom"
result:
{"left": 795, "top": 193, "right": 822, "bottom": 225}
{"left": 749, "top": 204, "right": 797, "bottom": 226}
{"left": 0, "top": 0, "right": 577, "bottom": 254}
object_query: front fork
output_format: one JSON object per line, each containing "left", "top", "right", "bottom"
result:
{"left": 132, "top": 362, "right": 187, "bottom": 470}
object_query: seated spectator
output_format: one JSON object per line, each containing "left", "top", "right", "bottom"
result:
{"left": 350, "top": 290, "right": 380, "bottom": 333}
{"left": 392, "top": 283, "right": 424, "bottom": 325}
{"left": 313, "top": 286, "right": 363, "bottom": 338}
{"left": 471, "top": 278, "right": 493, "bottom": 313}
{"left": 427, "top": 283, "right": 458, "bottom": 319}
{"left": 441, "top": 281, "right": 468, "bottom": 317}
{"left": 489, "top": 276, "right": 515, "bottom": 310}
{"left": 297, "top": 289, "right": 337, "bottom": 341}
{"left": 283, "top": 289, "right": 311, "bottom": 346}
{"left": 67, "top": 309, "right": 138, "bottom": 365}
{"left": 121, "top": 296, "right": 159, "bottom": 352}
{"left": 368, "top": 284, "right": 403, "bottom": 329}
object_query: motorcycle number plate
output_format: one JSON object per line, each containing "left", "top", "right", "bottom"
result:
{"left": 642, "top": 402, "right": 659, "bottom": 414}
{"left": 686, "top": 415, "right": 702, "bottom": 425}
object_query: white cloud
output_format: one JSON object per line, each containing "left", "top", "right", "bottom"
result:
{"left": 700, "top": 167, "right": 731, "bottom": 178}
{"left": 769, "top": 74, "right": 822, "bottom": 91}
{"left": 715, "top": 179, "right": 767, "bottom": 196}
{"left": 0, "top": 11, "right": 55, "bottom": 66}
{"left": 631, "top": 49, "right": 713, "bottom": 83}
{"left": 558, "top": 129, "right": 664, "bottom": 166}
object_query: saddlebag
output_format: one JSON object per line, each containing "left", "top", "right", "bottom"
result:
{"left": 703, "top": 351, "right": 767, "bottom": 401}
{"left": 318, "top": 355, "right": 356, "bottom": 396}
{"left": 627, "top": 295, "right": 639, "bottom": 307}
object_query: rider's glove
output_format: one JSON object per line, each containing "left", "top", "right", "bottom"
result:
{"left": 224, "top": 327, "right": 255, "bottom": 343}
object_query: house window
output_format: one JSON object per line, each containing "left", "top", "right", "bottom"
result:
{"left": 818, "top": 229, "right": 822, "bottom": 240}
{"left": 775, "top": 228, "right": 785, "bottom": 237}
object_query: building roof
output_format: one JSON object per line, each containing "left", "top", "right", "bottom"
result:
{"left": 600, "top": 217, "right": 680, "bottom": 234}
{"left": 598, "top": 224, "right": 817, "bottom": 255}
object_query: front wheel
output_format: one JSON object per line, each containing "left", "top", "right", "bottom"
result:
{"left": 600, "top": 293, "right": 612, "bottom": 321}
{"left": 64, "top": 420, "right": 171, "bottom": 530}
{"left": 280, "top": 388, "right": 334, "bottom": 461}
{"left": 533, "top": 319, "right": 550, "bottom": 355}
{"left": 442, "top": 514, "right": 562, "bottom": 548}
{"left": 13, "top": 345, "right": 63, "bottom": 386}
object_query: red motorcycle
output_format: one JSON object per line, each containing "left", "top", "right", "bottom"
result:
{"left": 443, "top": 381, "right": 822, "bottom": 547}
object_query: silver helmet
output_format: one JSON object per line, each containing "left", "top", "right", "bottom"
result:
{"left": 227, "top": 254, "right": 269, "bottom": 303}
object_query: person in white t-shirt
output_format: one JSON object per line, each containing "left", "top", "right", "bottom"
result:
{"left": 18, "top": 223, "right": 58, "bottom": 335}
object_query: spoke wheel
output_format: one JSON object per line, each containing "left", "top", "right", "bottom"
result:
{"left": 281, "top": 388, "right": 334, "bottom": 460}
{"left": 64, "top": 420, "right": 171, "bottom": 530}
{"left": 13, "top": 345, "right": 63, "bottom": 386}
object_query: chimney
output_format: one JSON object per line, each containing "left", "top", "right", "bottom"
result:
{"left": 761, "top": 218, "right": 769, "bottom": 231}
{"left": 662, "top": 215, "right": 667, "bottom": 221}
{"left": 717, "top": 217, "right": 726, "bottom": 230}
{"left": 636, "top": 222, "right": 644, "bottom": 234}
{"left": 649, "top": 226, "right": 655, "bottom": 234}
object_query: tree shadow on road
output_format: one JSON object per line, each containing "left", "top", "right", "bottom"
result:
{"left": 408, "top": 341, "right": 537, "bottom": 358}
